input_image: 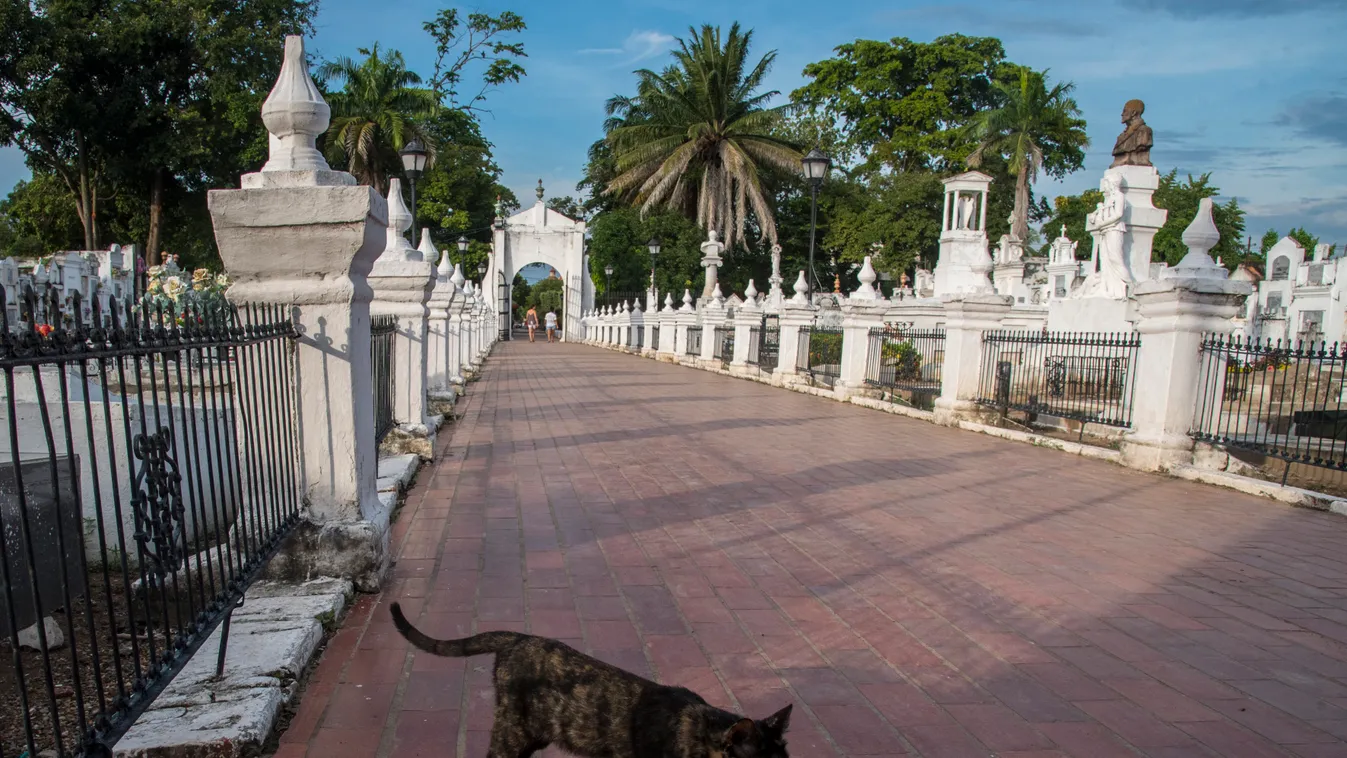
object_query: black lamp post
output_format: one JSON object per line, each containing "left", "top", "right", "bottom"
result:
{"left": 477, "top": 260, "right": 487, "bottom": 286}
{"left": 801, "top": 148, "right": 832, "bottom": 302}
{"left": 647, "top": 237, "right": 661, "bottom": 290}
{"left": 457, "top": 236, "right": 470, "bottom": 269}
{"left": 604, "top": 264, "right": 614, "bottom": 303}
{"left": 400, "top": 138, "right": 429, "bottom": 241}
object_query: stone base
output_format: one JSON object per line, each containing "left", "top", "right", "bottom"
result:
{"left": 933, "top": 397, "right": 1001, "bottom": 427}
{"left": 378, "top": 424, "right": 434, "bottom": 460}
{"left": 262, "top": 519, "right": 390, "bottom": 593}
{"left": 1119, "top": 432, "right": 1195, "bottom": 472}
{"left": 1047, "top": 296, "right": 1133, "bottom": 333}
{"left": 427, "top": 389, "right": 457, "bottom": 416}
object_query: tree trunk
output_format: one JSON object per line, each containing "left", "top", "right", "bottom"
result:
{"left": 1013, "top": 163, "right": 1030, "bottom": 241}
{"left": 146, "top": 169, "right": 164, "bottom": 267}
{"left": 76, "top": 133, "right": 95, "bottom": 250}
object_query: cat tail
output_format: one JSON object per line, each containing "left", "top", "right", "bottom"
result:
{"left": 390, "top": 602, "right": 526, "bottom": 657}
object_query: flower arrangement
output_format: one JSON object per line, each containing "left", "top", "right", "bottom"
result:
{"left": 141, "top": 263, "right": 232, "bottom": 326}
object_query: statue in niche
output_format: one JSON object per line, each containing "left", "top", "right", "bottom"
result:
{"left": 769, "top": 244, "right": 782, "bottom": 282}
{"left": 1110, "top": 99, "right": 1153, "bottom": 168}
{"left": 954, "top": 193, "right": 977, "bottom": 230}
{"left": 1085, "top": 174, "right": 1131, "bottom": 298}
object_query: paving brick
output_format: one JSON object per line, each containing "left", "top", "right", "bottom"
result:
{"left": 294, "top": 344, "right": 1347, "bottom": 758}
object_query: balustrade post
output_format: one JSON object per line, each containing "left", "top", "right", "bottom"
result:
{"left": 673, "top": 291, "right": 696, "bottom": 359}
{"left": 932, "top": 294, "right": 1013, "bottom": 427}
{"left": 773, "top": 272, "right": 817, "bottom": 386}
{"left": 730, "top": 288, "right": 760, "bottom": 375}
{"left": 209, "top": 35, "right": 388, "bottom": 589}
{"left": 424, "top": 232, "right": 458, "bottom": 413}
{"left": 837, "top": 257, "right": 889, "bottom": 399}
{"left": 700, "top": 288, "right": 727, "bottom": 364}
{"left": 1121, "top": 199, "right": 1251, "bottom": 471}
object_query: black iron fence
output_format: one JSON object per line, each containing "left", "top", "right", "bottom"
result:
{"left": 712, "top": 326, "right": 734, "bottom": 362}
{"left": 594, "top": 291, "right": 645, "bottom": 313}
{"left": 685, "top": 326, "right": 703, "bottom": 357}
{"left": 976, "top": 330, "right": 1140, "bottom": 428}
{"left": 650, "top": 325, "right": 660, "bottom": 352}
{"left": 633, "top": 323, "right": 644, "bottom": 350}
{"left": 865, "top": 325, "right": 945, "bottom": 410}
{"left": 0, "top": 285, "right": 301, "bottom": 757}
{"left": 756, "top": 316, "right": 780, "bottom": 371}
{"left": 1193, "top": 336, "right": 1347, "bottom": 474}
{"left": 797, "top": 326, "right": 843, "bottom": 388}
{"left": 371, "top": 315, "right": 396, "bottom": 444}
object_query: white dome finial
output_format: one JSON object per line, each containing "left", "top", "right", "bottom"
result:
{"left": 260, "top": 36, "right": 331, "bottom": 173}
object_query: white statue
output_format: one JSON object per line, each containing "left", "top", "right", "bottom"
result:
{"left": 914, "top": 268, "right": 934, "bottom": 296}
{"left": 769, "top": 244, "right": 782, "bottom": 282}
{"left": 955, "top": 194, "right": 976, "bottom": 230}
{"left": 700, "top": 230, "right": 725, "bottom": 300}
{"left": 1085, "top": 174, "right": 1131, "bottom": 298}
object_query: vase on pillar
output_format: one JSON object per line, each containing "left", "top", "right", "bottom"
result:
{"left": 209, "top": 35, "right": 389, "bottom": 590}
{"left": 836, "top": 257, "right": 889, "bottom": 399}
{"left": 932, "top": 294, "right": 1013, "bottom": 426}
{"left": 1120, "top": 198, "right": 1251, "bottom": 471}
{"left": 368, "top": 178, "right": 437, "bottom": 460}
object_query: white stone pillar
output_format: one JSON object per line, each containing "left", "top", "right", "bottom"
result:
{"left": 836, "top": 257, "right": 888, "bottom": 399}
{"left": 700, "top": 287, "right": 727, "bottom": 363}
{"left": 730, "top": 285, "right": 761, "bottom": 374}
{"left": 629, "top": 300, "right": 644, "bottom": 351}
{"left": 1120, "top": 198, "right": 1251, "bottom": 471}
{"left": 446, "top": 265, "right": 467, "bottom": 388}
{"left": 657, "top": 295, "right": 676, "bottom": 357}
{"left": 369, "top": 179, "right": 437, "bottom": 453}
{"left": 932, "top": 294, "right": 1013, "bottom": 426}
{"left": 1108, "top": 165, "right": 1168, "bottom": 282}
{"left": 423, "top": 231, "right": 457, "bottom": 402}
{"left": 209, "top": 35, "right": 388, "bottom": 590}
{"left": 773, "top": 272, "right": 817, "bottom": 385}
{"left": 673, "top": 290, "right": 696, "bottom": 358}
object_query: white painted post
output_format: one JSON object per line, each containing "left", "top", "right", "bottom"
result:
{"left": 837, "top": 257, "right": 889, "bottom": 399}
{"left": 1121, "top": 199, "right": 1251, "bottom": 471}
{"left": 447, "top": 264, "right": 467, "bottom": 389}
{"left": 209, "top": 35, "right": 387, "bottom": 590}
{"left": 423, "top": 231, "right": 457, "bottom": 402}
{"left": 773, "top": 272, "right": 817, "bottom": 385}
{"left": 932, "top": 294, "right": 1013, "bottom": 426}
{"left": 674, "top": 290, "right": 696, "bottom": 359}
{"left": 730, "top": 282, "right": 760, "bottom": 374}
{"left": 369, "top": 178, "right": 437, "bottom": 455}
{"left": 630, "top": 299, "right": 644, "bottom": 351}
{"left": 700, "top": 285, "right": 727, "bottom": 363}
{"left": 657, "top": 295, "right": 677, "bottom": 358}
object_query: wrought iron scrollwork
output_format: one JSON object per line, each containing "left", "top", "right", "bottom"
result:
{"left": 130, "top": 427, "right": 187, "bottom": 581}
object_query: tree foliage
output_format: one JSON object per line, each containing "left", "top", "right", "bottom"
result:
{"left": 1151, "top": 170, "right": 1246, "bottom": 267}
{"left": 423, "top": 10, "right": 527, "bottom": 113}
{"left": 603, "top": 23, "right": 801, "bottom": 250}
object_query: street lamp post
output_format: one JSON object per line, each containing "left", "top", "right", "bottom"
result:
{"left": 457, "top": 236, "right": 470, "bottom": 269}
{"left": 604, "top": 264, "right": 614, "bottom": 306}
{"left": 400, "top": 138, "right": 429, "bottom": 242}
{"left": 801, "top": 149, "right": 832, "bottom": 303}
{"left": 647, "top": 237, "right": 661, "bottom": 291}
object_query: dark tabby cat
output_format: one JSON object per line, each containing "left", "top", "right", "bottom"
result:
{"left": 390, "top": 602, "right": 792, "bottom": 757}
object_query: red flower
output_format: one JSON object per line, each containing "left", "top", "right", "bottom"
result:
{"left": 35, "top": 324, "right": 53, "bottom": 337}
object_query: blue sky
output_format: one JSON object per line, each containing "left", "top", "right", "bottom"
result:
{"left": 3, "top": 0, "right": 1346, "bottom": 244}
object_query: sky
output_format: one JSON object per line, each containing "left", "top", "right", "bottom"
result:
{"left": 3, "top": 0, "right": 1346, "bottom": 245}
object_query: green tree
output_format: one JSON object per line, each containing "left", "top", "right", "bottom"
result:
{"left": 792, "top": 34, "right": 1011, "bottom": 173}
{"left": 604, "top": 23, "right": 801, "bottom": 250}
{"left": 1260, "top": 228, "right": 1281, "bottom": 255}
{"left": 546, "top": 196, "right": 587, "bottom": 222}
{"left": 319, "top": 44, "right": 439, "bottom": 193}
{"left": 422, "top": 9, "right": 527, "bottom": 113}
{"left": 1151, "top": 170, "right": 1246, "bottom": 267}
{"left": 1287, "top": 227, "right": 1320, "bottom": 254}
{"left": 1040, "top": 189, "right": 1104, "bottom": 258}
{"left": 528, "top": 277, "right": 565, "bottom": 317}
{"left": 411, "top": 108, "right": 515, "bottom": 250}
{"left": 966, "top": 67, "right": 1088, "bottom": 241}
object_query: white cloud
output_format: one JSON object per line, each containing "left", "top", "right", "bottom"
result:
{"left": 578, "top": 30, "right": 675, "bottom": 63}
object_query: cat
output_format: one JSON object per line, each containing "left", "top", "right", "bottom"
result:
{"left": 390, "top": 602, "right": 793, "bottom": 757}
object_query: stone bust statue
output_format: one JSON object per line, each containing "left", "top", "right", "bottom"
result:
{"left": 1110, "top": 99, "right": 1153, "bottom": 168}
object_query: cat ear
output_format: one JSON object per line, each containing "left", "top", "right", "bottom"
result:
{"left": 761, "top": 704, "right": 793, "bottom": 733}
{"left": 724, "top": 718, "right": 754, "bottom": 746}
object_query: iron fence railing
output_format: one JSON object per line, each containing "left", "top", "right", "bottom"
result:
{"left": 747, "top": 327, "right": 762, "bottom": 366}
{"left": 712, "top": 326, "right": 733, "bottom": 361}
{"left": 685, "top": 326, "right": 703, "bottom": 357}
{"left": 633, "top": 324, "right": 644, "bottom": 350}
{"left": 797, "top": 326, "right": 843, "bottom": 388}
{"left": 976, "top": 330, "right": 1140, "bottom": 429}
{"left": 757, "top": 316, "right": 780, "bottom": 371}
{"left": 0, "top": 285, "right": 301, "bottom": 757}
{"left": 594, "top": 292, "right": 645, "bottom": 313}
{"left": 1193, "top": 336, "right": 1347, "bottom": 475}
{"left": 650, "top": 325, "right": 660, "bottom": 352}
{"left": 865, "top": 325, "right": 945, "bottom": 410}
{"left": 371, "top": 315, "right": 396, "bottom": 444}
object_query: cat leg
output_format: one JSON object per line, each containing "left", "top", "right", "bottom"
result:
{"left": 486, "top": 726, "right": 545, "bottom": 758}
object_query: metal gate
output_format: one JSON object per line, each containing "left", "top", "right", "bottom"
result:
{"left": 759, "top": 314, "right": 780, "bottom": 370}
{"left": 498, "top": 271, "right": 510, "bottom": 341}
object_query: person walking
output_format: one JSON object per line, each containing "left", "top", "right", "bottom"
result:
{"left": 525, "top": 306, "right": 539, "bottom": 342}
{"left": 545, "top": 309, "right": 559, "bottom": 343}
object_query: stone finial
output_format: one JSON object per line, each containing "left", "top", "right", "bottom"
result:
{"left": 419, "top": 229, "right": 440, "bottom": 267}
{"left": 260, "top": 36, "right": 332, "bottom": 173}
{"left": 378, "top": 178, "right": 417, "bottom": 262}
{"left": 745, "top": 280, "right": 759, "bottom": 300}
{"left": 1163, "top": 197, "right": 1228, "bottom": 281}
{"left": 790, "top": 270, "right": 810, "bottom": 305}
{"left": 712, "top": 283, "right": 725, "bottom": 305}
{"left": 450, "top": 263, "right": 466, "bottom": 290}
{"left": 681, "top": 289, "right": 694, "bottom": 312}
{"left": 621, "top": 300, "right": 629, "bottom": 313}
{"left": 536, "top": 179, "right": 545, "bottom": 201}
{"left": 664, "top": 293, "right": 674, "bottom": 312}
{"left": 852, "top": 256, "right": 879, "bottom": 300}
{"left": 633, "top": 298, "right": 643, "bottom": 313}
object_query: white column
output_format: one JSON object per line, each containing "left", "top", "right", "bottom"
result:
{"left": 657, "top": 295, "right": 677, "bottom": 357}
{"left": 700, "top": 290, "right": 727, "bottom": 363}
{"left": 730, "top": 286, "right": 760, "bottom": 374}
{"left": 836, "top": 256, "right": 888, "bottom": 399}
{"left": 210, "top": 35, "right": 388, "bottom": 590}
{"left": 423, "top": 231, "right": 457, "bottom": 398}
{"left": 1121, "top": 198, "right": 1251, "bottom": 471}
{"left": 932, "top": 294, "right": 1013, "bottom": 427}
{"left": 773, "top": 272, "right": 817, "bottom": 385}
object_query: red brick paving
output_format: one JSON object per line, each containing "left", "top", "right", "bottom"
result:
{"left": 277, "top": 341, "right": 1347, "bottom": 757}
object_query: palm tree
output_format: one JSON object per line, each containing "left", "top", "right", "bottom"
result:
{"left": 967, "top": 67, "right": 1089, "bottom": 242}
{"left": 604, "top": 23, "right": 802, "bottom": 250}
{"left": 318, "top": 45, "right": 440, "bottom": 193}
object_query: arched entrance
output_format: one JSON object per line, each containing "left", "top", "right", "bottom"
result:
{"left": 484, "top": 184, "right": 592, "bottom": 342}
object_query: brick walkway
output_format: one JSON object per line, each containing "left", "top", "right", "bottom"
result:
{"left": 275, "top": 341, "right": 1347, "bottom": 757}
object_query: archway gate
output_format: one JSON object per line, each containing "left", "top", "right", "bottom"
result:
{"left": 483, "top": 183, "right": 593, "bottom": 342}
